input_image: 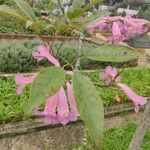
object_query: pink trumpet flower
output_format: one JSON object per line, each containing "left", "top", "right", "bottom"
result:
{"left": 32, "top": 45, "right": 60, "bottom": 67}
{"left": 35, "top": 82, "right": 79, "bottom": 125}
{"left": 87, "top": 16, "right": 149, "bottom": 44}
{"left": 57, "top": 87, "right": 69, "bottom": 125}
{"left": 66, "top": 82, "right": 79, "bottom": 121}
{"left": 117, "top": 83, "right": 148, "bottom": 113}
{"left": 15, "top": 74, "right": 37, "bottom": 95}
{"left": 35, "top": 92, "right": 59, "bottom": 125}
{"left": 100, "top": 66, "right": 121, "bottom": 85}
{"left": 111, "top": 22, "right": 122, "bottom": 44}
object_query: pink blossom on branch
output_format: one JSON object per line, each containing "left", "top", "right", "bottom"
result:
{"left": 99, "top": 66, "right": 121, "bottom": 85}
{"left": 35, "top": 82, "right": 79, "bottom": 125}
{"left": 32, "top": 45, "right": 60, "bottom": 67}
{"left": 117, "top": 83, "right": 148, "bottom": 113}
{"left": 109, "top": 21, "right": 122, "bottom": 44}
{"left": 66, "top": 82, "right": 79, "bottom": 121}
{"left": 57, "top": 87, "right": 70, "bottom": 125}
{"left": 87, "top": 16, "right": 149, "bottom": 44}
{"left": 15, "top": 74, "right": 37, "bottom": 95}
{"left": 35, "top": 92, "right": 59, "bottom": 124}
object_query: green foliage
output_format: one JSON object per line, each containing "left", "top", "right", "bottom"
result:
{"left": 14, "top": 0, "right": 36, "bottom": 21}
{"left": 0, "top": 16, "right": 32, "bottom": 34}
{"left": 67, "top": 8, "right": 84, "bottom": 19}
{"left": 0, "top": 0, "right": 105, "bottom": 35}
{"left": 0, "top": 40, "right": 44, "bottom": 72}
{"left": 139, "top": 4, "right": 150, "bottom": 20}
{"left": 0, "top": 0, "right": 15, "bottom": 5}
{"left": 83, "top": 0, "right": 103, "bottom": 11}
{"left": 73, "top": 73, "right": 104, "bottom": 149}
{"left": 85, "top": 44, "right": 142, "bottom": 62}
{"left": 0, "top": 5, "right": 26, "bottom": 22}
{"left": 0, "top": 76, "right": 29, "bottom": 123}
{"left": 82, "top": 11, "right": 110, "bottom": 28}
{"left": 28, "top": 67, "right": 66, "bottom": 113}
{"left": 103, "top": 123, "right": 150, "bottom": 150}
{"left": 72, "top": 0, "right": 85, "bottom": 8}
{"left": 84, "top": 67, "right": 150, "bottom": 105}
{"left": 74, "top": 123, "right": 150, "bottom": 150}
{"left": 0, "top": 67, "right": 150, "bottom": 122}
{"left": 0, "top": 40, "right": 138, "bottom": 73}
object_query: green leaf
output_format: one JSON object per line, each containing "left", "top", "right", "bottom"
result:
{"left": 85, "top": 44, "right": 142, "bottom": 62}
{"left": 26, "top": 20, "right": 33, "bottom": 28}
{"left": 28, "top": 67, "right": 66, "bottom": 113}
{"left": 83, "top": 0, "right": 103, "bottom": 11}
{"left": 72, "top": 0, "right": 85, "bottom": 8}
{"left": 14, "top": 0, "right": 36, "bottom": 21}
{"left": 0, "top": 5, "right": 26, "bottom": 22}
{"left": 26, "top": 20, "right": 45, "bottom": 33}
{"left": 67, "top": 8, "right": 84, "bottom": 19}
{"left": 73, "top": 73, "right": 104, "bottom": 149}
{"left": 83, "top": 11, "right": 110, "bottom": 27}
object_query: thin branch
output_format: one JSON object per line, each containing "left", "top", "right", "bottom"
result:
{"left": 63, "top": 63, "right": 74, "bottom": 71}
{"left": 58, "top": 56, "right": 74, "bottom": 70}
{"left": 93, "top": 82, "right": 118, "bottom": 90}
{"left": 75, "top": 33, "right": 83, "bottom": 70}
{"left": 56, "top": 41, "right": 65, "bottom": 56}
{"left": 57, "top": 0, "right": 65, "bottom": 15}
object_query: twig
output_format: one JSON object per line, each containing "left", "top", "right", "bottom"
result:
{"left": 56, "top": 41, "right": 65, "bottom": 56}
{"left": 58, "top": 56, "right": 74, "bottom": 70}
{"left": 57, "top": 0, "right": 65, "bottom": 15}
{"left": 63, "top": 64, "right": 74, "bottom": 71}
{"left": 93, "top": 82, "right": 118, "bottom": 90}
{"left": 75, "top": 33, "right": 84, "bottom": 70}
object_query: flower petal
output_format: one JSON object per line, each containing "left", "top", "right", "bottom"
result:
{"left": 117, "top": 83, "right": 148, "bottom": 112}
{"left": 66, "top": 82, "right": 79, "bottom": 121}
{"left": 33, "top": 45, "right": 60, "bottom": 67}
{"left": 35, "top": 92, "right": 59, "bottom": 125}
{"left": 15, "top": 74, "right": 37, "bottom": 94}
{"left": 100, "top": 66, "right": 120, "bottom": 85}
{"left": 57, "top": 87, "right": 69, "bottom": 125}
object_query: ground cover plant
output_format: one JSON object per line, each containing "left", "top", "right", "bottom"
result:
{"left": 0, "top": 67, "right": 149, "bottom": 123}
{"left": 0, "top": 0, "right": 149, "bottom": 149}
{"left": 74, "top": 122, "right": 150, "bottom": 150}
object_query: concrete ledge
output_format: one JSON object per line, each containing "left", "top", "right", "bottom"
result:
{"left": 0, "top": 103, "right": 144, "bottom": 150}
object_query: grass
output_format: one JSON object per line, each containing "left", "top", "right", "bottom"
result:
{"left": 73, "top": 122, "right": 150, "bottom": 150}
{"left": 0, "top": 67, "right": 150, "bottom": 123}
{"left": 84, "top": 67, "right": 150, "bottom": 105}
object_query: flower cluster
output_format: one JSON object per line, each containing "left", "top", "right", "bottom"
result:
{"left": 100, "top": 66, "right": 121, "bottom": 85}
{"left": 35, "top": 82, "right": 79, "bottom": 125}
{"left": 15, "top": 45, "right": 79, "bottom": 125}
{"left": 100, "top": 66, "right": 148, "bottom": 112}
{"left": 87, "top": 16, "right": 149, "bottom": 44}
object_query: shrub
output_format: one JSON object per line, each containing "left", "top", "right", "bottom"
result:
{"left": 0, "top": 16, "right": 33, "bottom": 34}
{"left": 0, "top": 40, "right": 45, "bottom": 72}
{"left": 0, "top": 40, "right": 138, "bottom": 73}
